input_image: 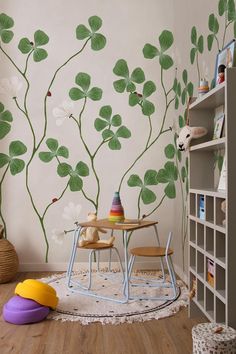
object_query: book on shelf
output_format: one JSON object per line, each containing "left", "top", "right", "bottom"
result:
{"left": 213, "top": 113, "right": 225, "bottom": 139}
{"left": 218, "top": 155, "right": 226, "bottom": 191}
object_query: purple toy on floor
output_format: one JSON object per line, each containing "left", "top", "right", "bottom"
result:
{"left": 3, "top": 295, "right": 50, "bottom": 325}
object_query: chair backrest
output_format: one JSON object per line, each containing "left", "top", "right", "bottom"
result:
{"left": 165, "top": 232, "right": 173, "bottom": 257}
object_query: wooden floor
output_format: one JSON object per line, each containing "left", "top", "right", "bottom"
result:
{"left": 0, "top": 272, "right": 205, "bottom": 354}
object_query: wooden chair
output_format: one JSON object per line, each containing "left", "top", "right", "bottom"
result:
{"left": 127, "top": 232, "right": 177, "bottom": 300}
{"left": 67, "top": 226, "right": 124, "bottom": 295}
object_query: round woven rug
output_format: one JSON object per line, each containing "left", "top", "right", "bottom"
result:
{"left": 40, "top": 270, "right": 188, "bottom": 325}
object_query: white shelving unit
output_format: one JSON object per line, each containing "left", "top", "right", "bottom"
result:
{"left": 188, "top": 68, "right": 236, "bottom": 328}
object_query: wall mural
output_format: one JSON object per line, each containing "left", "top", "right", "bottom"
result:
{"left": 0, "top": 0, "right": 235, "bottom": 268}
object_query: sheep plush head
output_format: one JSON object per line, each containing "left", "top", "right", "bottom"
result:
{"left": 177, "top": 125, "right": 208, "bottom": 151}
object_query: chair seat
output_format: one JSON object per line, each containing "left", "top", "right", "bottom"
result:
{"left": 130, "top": 246, "right": 173, "bottom": 257}
{"left": 78, "top": 243, "right": 113, "bottom": 250}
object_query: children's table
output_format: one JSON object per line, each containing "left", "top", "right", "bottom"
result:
{"left": 67, "top": 219, "right": 160, "bottom": 303}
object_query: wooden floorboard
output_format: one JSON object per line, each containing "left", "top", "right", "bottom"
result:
{"left": 0, "top": 272, "right": 206, "bottom": 354}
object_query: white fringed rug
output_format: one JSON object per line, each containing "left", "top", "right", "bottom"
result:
{"left": 40, "top": 270, "right": 188, "bottom": 325}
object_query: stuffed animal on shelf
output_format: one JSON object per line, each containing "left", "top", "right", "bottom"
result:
{"left": 177, "top": 125, "right": 208, "bottom": 151}
{"left": 78, "top": 212, "right": 115, "bottom": 247}
{"left": 221, "top": 200, "right": 226, "bottom": 227}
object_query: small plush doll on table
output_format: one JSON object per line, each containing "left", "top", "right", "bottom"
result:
{"left": 217, "top": 64, "right": 226, "bottom": 85}
{"left": 78, "top": 212, "right": 115, "bottom": 247}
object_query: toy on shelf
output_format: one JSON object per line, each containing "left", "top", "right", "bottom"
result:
{"left": 3, "top": 279, "right": 58, "bottom": 325}
{"left": 217, "top": 64, "right": 226, "bottom": 85}
{"left": 198, "top": 79, "right": 209, "bottom": 97}
{"left": 108, "top": 191, "right": 125, "bottom": 222}
{"left": 221, "top": 200, "right": 226, "bottom": 227}
{"left": 79, "top": 212, "right": 115, "bottom": 247}
{"left": 177, "top": 99, "right": 208, "bottom": 151}
{"left": 189, "top": 278, "right": 197, "bottom": 299}
{"left": 207, "top": 258, "right": 215, "bottom": 288}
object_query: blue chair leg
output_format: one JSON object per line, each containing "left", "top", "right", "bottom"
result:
{"left": 67, "top": 227, "right": 81, "bottom": 287}
{"left": 154, "top": 225, "right": 165, "bottom": 282}
{"left": 165, "top": 254, "right": 177, "bottom": 299}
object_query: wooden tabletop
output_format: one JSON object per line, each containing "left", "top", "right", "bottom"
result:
{"left": 78, "top": 218, "right": 158, "bottom": 231}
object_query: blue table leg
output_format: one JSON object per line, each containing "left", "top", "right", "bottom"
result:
{"left": 123, "top": 230, "right": 129, "bottom": 302}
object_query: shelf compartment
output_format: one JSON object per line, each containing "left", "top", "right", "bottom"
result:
{"left": 215, "top": 263, "right": 225, "bottom": 297}
{"left": 197, "top": 279, "right": 204, "bottom": 308}
{"left": 215, "top": 297, "right": 226, "bottom": 323}
{"left": 215, "top": 197, "right": 226, "bottom": 228}
{"left": 206, "top": 196, "right": 214, "bottom": 223}
{"left": 190, "top": 220, "right": 196, "bottom": 244}
{"left": 205, "top": 287, "right": 214, "bottom": 321}
{"left": 190, "top": 193, "right": 196, "bottom": 217}
{"left": 197, "top": 251, "right": 205, "bottom": 279}
{"left": 189, "top": 81, "right": 225, "bottom": 110}
{"left": 189, "top": 151, "right": 215, "bottom": 190}
{"left": 196, "top": 223, "right": 204, "bottom": 250}
{"left": 190, "top": 246, "right": 196, "bottom": 271}
{"left": 190, "top": 137, "right": 225, "bottom": 152}
{"left": 190, "top": 188, "right": 226, "bottom": 198}
{"left": 197, "top": 194, "right": 205, "bottom": 220}
{"left": 215, "top": 231, "right": 226, "bottom": 265}
{"left": 205, "top": 227, "right": 214, "bottom": 257}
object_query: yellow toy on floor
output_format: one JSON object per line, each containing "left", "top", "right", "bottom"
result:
{"left": 78, "top": 212, "right": 115, "bottom": 247}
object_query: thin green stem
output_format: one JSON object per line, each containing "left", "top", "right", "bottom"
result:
{"left": 118, "top": 69, "right": 174, "bottom": 193}
{"left": 145, "top": 116, "right": 152, "bottom": 149}
{"left": 0, "top": 165, "right": 10, "bottom": 239}
{"left": 81, "top": 189, "right": 97, "bottom": 210}
{"left": 0, "top": 44, "right": 24, "bottom": 76}
{"left": 196, "top": 51, "right": 200, "bottom": 83}
{"left": 23, "top": 51, "right": 33, "bottom": 76}
{"left": 137, "top": 190, "right": 142, "bottom": 219}
{"left": 14, "top": 97, "right": 36, "bottom": 151}
{"left": 42, "top": 183, "right": 69, "bottom": 219}
{"left": 37, "top": 38, "right": 90, "bottom": 152}
{"left": 145, "top": 194, "right": 166, "bottom": 218}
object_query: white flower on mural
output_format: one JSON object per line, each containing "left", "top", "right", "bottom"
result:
{"left": 62, "top": 202, "right": 82, "bottom": 223}
{"left": 51, "top": 229, "right": 66, "bottom": 245}
{"left": 0, "top": 76, "right": 23, "bottom": 98}
{"left": 52, "top": 100, "right": 74, "bottom": 126}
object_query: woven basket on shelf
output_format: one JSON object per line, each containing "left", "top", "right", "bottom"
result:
{"left": 0, "top": 225, "right": 19, "bottom": 284}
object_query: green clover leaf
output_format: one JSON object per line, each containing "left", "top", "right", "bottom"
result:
{"left": 0, "top": 103, "right": 13, "bottom": 139}
{"left": 164, "top": 144, "right": 176, "bottom": 159}
{"left": 39, "top": 138, "right": 69, "bottom": 163}
{"left": 228, "top": 0, "right": 236, "bottom": 21}
{"left": 102, "top": 124, "right": 131, "bottom": 151}
{"left": 127, "top": 169, "right": 158, "bottom": 204}
{"left": 18, "top": 29, "right": 49, "bottom": 62}
{"left": 113, "top": 59, "right": 145, "bottom": 93}
{"left": 94, "top": 105, "right": 122, "bottom": 131}
{"left": 180, "top": 69, "right": 193, "bottom": 105}
{"left": 128, "top": 81, "right": 156, "bottom": 116}
{"left": 0, "top": 13, "right": 14, "bottom": 43}
{"left": 156, "top": 161, "right": 178, "bottom": 199}
{"left": 219, "top": 0, "right": 228, "bottom": 16}
{"left": 0, "top": 140, "right": 27, "bottom": 175}
{"left": 69, "top": 72, "right": 102, "bottom": 101}
{"left": 143, "top": 30, "right": 174, "bottom": 70}
{"left": 190, "top": 26, "right": 204, "bottom": 62}
{"left": 76, "top": 15, "right": 106, "bottom": 51}
{"left": 57, "top": 161, "right": 89, "bottom": 192}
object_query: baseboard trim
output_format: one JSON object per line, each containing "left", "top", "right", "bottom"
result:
{"left": 19, "top": 261, "right": 188, "bottom": 284}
